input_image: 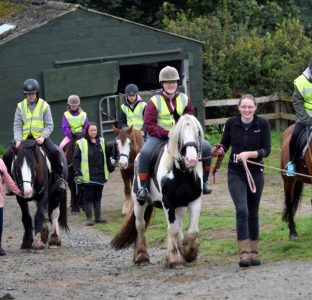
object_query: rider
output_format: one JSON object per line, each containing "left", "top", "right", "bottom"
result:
{"left": 286, "top": 58, "right": 312, "bottom": 176}
{"left": 111, "top": 83, "right": 146, "bottom": 163}
{"left": 3, "top": 79, "right": 66, "bottom": 190}
{"left": 59, "top": 94, "right": 89, "bottom": 150}
{"left": 136, "top": 66, "right": 212, "bottom": 201}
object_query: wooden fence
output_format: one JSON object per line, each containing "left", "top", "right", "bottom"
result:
{"left": 203, "top": 94, "right": 296, "bottom": 131}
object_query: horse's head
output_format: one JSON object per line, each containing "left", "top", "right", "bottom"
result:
{"left": 14, "top": 140, "right": 45, "bottom": 198}
{"left": 113, "top": 125, "right": 134, "bottom": 169}
{"left": 168, "top": 114, "right": 203, "bottom": 171}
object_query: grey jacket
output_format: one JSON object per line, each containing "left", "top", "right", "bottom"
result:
{"left": 14, "top": 99, "right": 54, "bottom": 142}
{"left": 293, "top": 67, "right": 312, "bottom": 126}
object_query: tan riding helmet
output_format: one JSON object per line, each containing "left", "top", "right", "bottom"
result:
{"left": 159, "top": 66, "right": 180, "bottom": 82}
{"left": 68, "top": 95, "right": 80, "bottom": 106}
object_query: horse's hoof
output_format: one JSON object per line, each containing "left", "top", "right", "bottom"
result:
{"left": 134, "top": 254, "right": 150, "bottom": 265}
{"left": 289, "top": 234, "right": 298, "bottom": 241}
{"left": 48, "top": 234, "right": 61, "bottom": 248}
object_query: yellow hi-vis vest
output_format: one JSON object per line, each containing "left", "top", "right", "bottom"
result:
{"left": 18, "top": 98, "right": 48, "bottom": 140}
{"left": 151, "top": 93, "right": 188, "bottom": 130}
{"left": 76, "top": 137, "right": 109, "bottom": 182}
{"left": 294, "top": 74, "right": 312, "bottom": 112}
{"left": 121, "top": 101, "right": 146, "bottom": 130}
{"left": 64, "top": 111, "right": 87, "bottom": 133}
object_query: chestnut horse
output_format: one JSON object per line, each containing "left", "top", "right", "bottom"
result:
{"left": 112, "top": 126, "right": 144, "bottom": 215}
{"left": 111, "top": 114, "right": 204, "bottom": 267}
{"left": 281, "top": 124, "right": 312, "bottom": 240}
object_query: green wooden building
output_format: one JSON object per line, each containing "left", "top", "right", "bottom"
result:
{"left": 0, "top": 1, "right": 204, "bottom": 146}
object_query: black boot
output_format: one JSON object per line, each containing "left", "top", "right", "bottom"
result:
{"left": 94, "top": 201, "right": 107, "bottom": 223}
{"left": 203, "top": 171, "right": 212, "bottom": 194}
{"left": 136, "top": 179, "right": 150, "bottom": 201}
{"left": 85, "top": 200, "right": 94, "bottom": 226}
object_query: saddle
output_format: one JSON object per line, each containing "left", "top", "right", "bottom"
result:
{"left": 297, "top": 127, "right": 312, "bottom": 159}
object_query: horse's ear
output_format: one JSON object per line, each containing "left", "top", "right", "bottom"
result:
{"left": 127, "top": 125, "right": 133, "bottom": 135}
{"left": 112, "top": 125, "right": 120, "bottom": 136}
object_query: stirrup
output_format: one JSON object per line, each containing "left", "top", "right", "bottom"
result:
{"left": 286, "top": 162, "right": 295, "bottom": 177}
{"left": 136, "top": 187, "right": 149, "bottom": 201}
{"left": 203, "top": 181, "right": 212, "bottom": 194}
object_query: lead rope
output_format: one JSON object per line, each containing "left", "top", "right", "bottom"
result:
{"left": 242, "top": 160, "right": 257, "bottom": 193}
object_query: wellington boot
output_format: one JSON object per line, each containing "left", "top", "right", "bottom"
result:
{"left": 250, "top": 240, "right": 261, "bottom": 266}
{"left": 238, "top": 240, "right": 251, "bottom": 267}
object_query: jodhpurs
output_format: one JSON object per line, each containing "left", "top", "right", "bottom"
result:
{"left": 228, "top": 168, "right": 264, "bottom": 241}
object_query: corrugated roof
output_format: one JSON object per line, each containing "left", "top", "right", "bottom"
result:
{"left": 0, "top": 0, "right": 203, "bottom": 46}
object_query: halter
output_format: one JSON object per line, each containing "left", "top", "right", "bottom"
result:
{"left": 176, "top": 140, "right": 202, "bottom": 172}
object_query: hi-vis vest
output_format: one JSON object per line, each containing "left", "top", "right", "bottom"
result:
{"left": 121, "top": 101, "right": 146, "bottom": 130}
{"left": 76, "top": 137, "right": 109, "bottom": 182}
{"left": 151, "top": 93, "right": 188, "bottom": 130}
{"left": 18, "top": 98, "right": 48, "bottom": 140}
{"left": 64, "top": 111, "right": 87, "bottom": 133}
{"left": 294, "top": 74, "right": 312, "bottom": 112}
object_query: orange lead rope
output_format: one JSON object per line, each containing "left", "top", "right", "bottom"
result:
{"left": 211, "top": 144, "right": 225, "bottom": 184}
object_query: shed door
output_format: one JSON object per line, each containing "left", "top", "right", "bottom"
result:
{"left": 43, "top": 61, "right": 120, "bottom": 102}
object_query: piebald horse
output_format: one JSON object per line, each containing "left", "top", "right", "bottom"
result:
{"left": 13, "top": 140, "right": 69, "bottom": 251}
{"left": 111, "top": 114, "right": 204, "bottom": 267}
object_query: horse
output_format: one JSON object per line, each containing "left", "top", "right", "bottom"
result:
{"left": 111, "top": 114, "right": 204, "bottom": 267}
{"left": 63, "top": 134, "right": 84, "bottom": 214}
{"left": 281, "top": 124, "right": 312, "bottom": 240}
{"left": 112, "top": 125, "right": 145, "bottom": 215}
{"left": 13, "top": 139, "right": 69, "bottom": 251}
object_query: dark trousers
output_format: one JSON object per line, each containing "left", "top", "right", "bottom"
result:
{"left": 228, "top": 169, "right": 264, "bottom": 241}
{"left": 289, "top": 122, "right": 307, "bottom": 162}
{"left": 83, "top": 185, "right": 104, "bottom": 220}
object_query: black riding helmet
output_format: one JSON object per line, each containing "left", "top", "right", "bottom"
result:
{"left": 23, "top": 79, "right": 39, "bottom": 94}
{"left": 125, "top": 84, "right": 138, "bottom": 96}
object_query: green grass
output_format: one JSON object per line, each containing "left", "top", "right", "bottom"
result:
{"left": 98, "top": 207, "right": 312, "bottom": 263}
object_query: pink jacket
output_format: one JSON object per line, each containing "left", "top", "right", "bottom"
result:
{"left": 0, "top": 159, "right": 21, "bottom": 208}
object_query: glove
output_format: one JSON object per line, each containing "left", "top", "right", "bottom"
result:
{"left": 110, "top": 157, "right": 116, "bottom": 167}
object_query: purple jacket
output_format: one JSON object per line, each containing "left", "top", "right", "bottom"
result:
{"left": 62, "top": 110, "right": 89, "bottom": 138}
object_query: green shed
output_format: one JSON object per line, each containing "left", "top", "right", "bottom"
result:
{"left": 0, "top": 1, "right": 204, "bottom": 147}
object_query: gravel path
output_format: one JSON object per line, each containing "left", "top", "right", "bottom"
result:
{"left": 1, "top": 171, "right": 312, "bottom": 299}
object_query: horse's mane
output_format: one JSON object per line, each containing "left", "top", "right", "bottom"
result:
{"left": 16, "top": 140, "right": 47, "bottom": 182}
{"left": 165, "top": 114, "right": 203, "bottom": 170}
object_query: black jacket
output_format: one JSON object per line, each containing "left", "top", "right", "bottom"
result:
{"left": 72, "top": 138, "right": 115, "bottom": 185}
{"left": 220, "top": 115, "right": 271, "bottom": 173}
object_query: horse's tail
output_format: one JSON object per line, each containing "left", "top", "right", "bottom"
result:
{"left": 59, "top": 190, "right": 69, "bottom": 232}
{"left": 282, "top": 181, "right": 303, "bottom": 222}
{"left": 111, "top": 203, "right": 154, "bottom": 250}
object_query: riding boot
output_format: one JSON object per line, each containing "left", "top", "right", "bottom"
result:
{"left": 136, "top": 174, "right": 150, "bottom": 201}
{"left": 94, "top": 201, "right": 107, "bottom": 224}
{"left": 203, "top": 170, "right": 212, "bottom": 194}
{"left": 250, "top": 240, "right": 261, "bottom": 266}
{"left": 238, "top": 240, "right": 251, "bottom": 267}
{"left": 55, "top": 162, "right": 66, "bottom": 191}
{"left": 84, "top": 200, "right": 94, "bottom": 226}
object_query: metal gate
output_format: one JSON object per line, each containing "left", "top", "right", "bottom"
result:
{"left": 98, "top": 95, "right": 120, "bottom": 146}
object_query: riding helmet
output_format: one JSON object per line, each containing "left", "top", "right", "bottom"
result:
{"left": 68, "top": 95, "right": 80, "bottom": 106}
{"left": 125, "top": 84, "right": 138, "bottom": 96}
{"left": 159, "top": 66, "right": 180, "bottom": 83}
{"left": 23, "top": 79, "right": 39, "bottom": 94}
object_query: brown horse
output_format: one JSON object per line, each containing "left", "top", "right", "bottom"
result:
{"left": 112, "top": 125, "right": 144, "bottom": 215}
{"left": 281, "top": 124, "right": 312, "bottom": 240}
{"left": 63, "top": 133, "right": 84, "bottom": 214}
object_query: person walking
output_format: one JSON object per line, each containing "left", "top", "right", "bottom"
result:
{"left": 215, "top": 94, "right": 271, "bottom": 267}
{"left": 3, "top": 79, "right": 66, "bottom": 191}
{"left": 136, "top": 65, "right": 212, "bottom": 201}
{"left": 0, "top": 158, "right": 22, "bottom": 255}
{"left": 286, "top": 58, "right": 312, "bottom": 176}
{"left": 59, "top": 95, "right": 89, "bottom": 150}
{"left": 72, "top": 122, "right": 115, "bottom": 226}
